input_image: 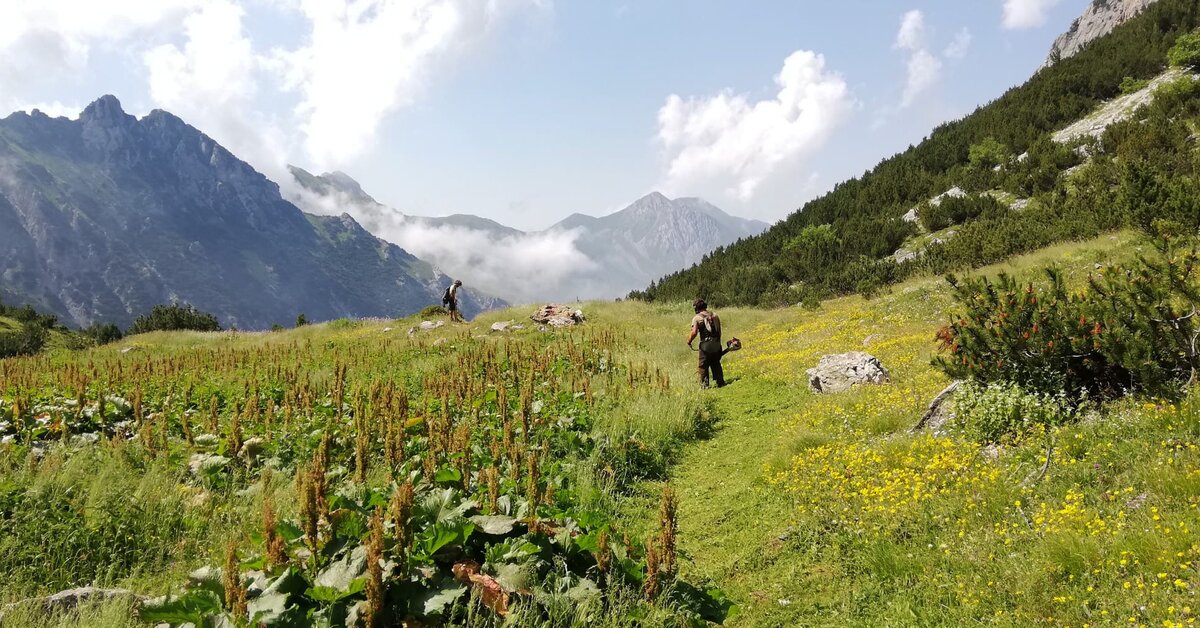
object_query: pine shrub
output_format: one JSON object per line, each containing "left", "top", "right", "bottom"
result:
{"left": 936, "top": 237, "right": 1200, "bottom": 401}
{"left": 128, "top": 303, "right": 222, "bottom": 335}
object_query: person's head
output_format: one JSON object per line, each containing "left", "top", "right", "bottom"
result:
{"left": 693, "top": 298, "right": 707, "bottom": 313}
{"left": 453, "top": 280, "right": 462, "bottom": 287}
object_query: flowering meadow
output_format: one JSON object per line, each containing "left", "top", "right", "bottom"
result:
{"left": 659, "top": 235, "right": 1200, "bottom": 626}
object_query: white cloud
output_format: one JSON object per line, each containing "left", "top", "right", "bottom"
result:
{"left": 893, "top": 10, "right": 942, "bottom": 107}
{"left": 1002, "top": 0, "right": 1061, "bottom": 30}
{"left": 944, "top": 27, "right": 972, "bottom": 59}
{"left": 0, "top": 0, "right": 199, "bottom": 111}
{"left": 903, "top": 49, "right": 943, "bottom": 107}
{"left": 291, "top": 185, "right": 595, "bottom": 304}
{"left": 895, "top": 9, "right": 927, "bottom": 52}
{"left": 142, "top": 1, "right": 291, "bottom": 178}
{"left": 655, "top": 50, "right": 853, "bottom": 203}
{"left": 0, "top": 0, "right": 545, "bottom": 178}
{"left": 275, "top": 0, "right": 542, "bottom": 169}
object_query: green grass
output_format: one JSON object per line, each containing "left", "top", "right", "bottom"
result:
{"left": 2, "top": 230, "right": 1197, "bottom": 626}
{"left": 622, "top": 231, "right": 1199, "bottom": 626}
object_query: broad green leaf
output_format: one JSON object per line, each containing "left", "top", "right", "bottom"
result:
{"left": 433, "top": 466, "right": 462, "bottom": 484}
{"left": 186, "top": 566, "right": 225, "bottom": 599}
{"left": 277, "top": 521, "right": 305, "bottom": 543}
{"left": 246, "top": 591, "right": 289, "bottom": 624}
{"left": 469, "top": 514, "right": 517, "bottom": 535}
{"left": 415, "top": 488, "right": 474, "bottom": 525}
{"left": 565, "top": 577, "right": 600, "bottom": 602}
{"left": 315, "top": 545, "right": 366, "bottom": 590}
{"left": 139, "top": 590, "right": 223, "bottom": 624}
{"left": 420, "top": 523, "right": 463, "bottom": 556}
{"left": 420, "top": 583, "right": 466, "bottom": 617}
{"left": 493, "top": 563, "right": 531, "bottom": 593}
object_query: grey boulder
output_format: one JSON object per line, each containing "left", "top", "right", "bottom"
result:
{"left": 807, "top": 352, "right": 890, "bottom": 393}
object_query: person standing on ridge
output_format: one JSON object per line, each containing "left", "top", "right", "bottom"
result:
{"left": 687, "top": 298, "right": 726, "bottom": 388}
{"left": 443, "top": 279, "right": 464, "bottom": 323}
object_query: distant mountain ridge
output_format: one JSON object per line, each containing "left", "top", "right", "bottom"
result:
{"left": 0, "top": 96, "right": 501, "bottom": 329}
{"left": 546, "top": 192, "right": 769, "bottom": 296}
{"left": 288, "top": 168, "right": 769, "bottom": 301}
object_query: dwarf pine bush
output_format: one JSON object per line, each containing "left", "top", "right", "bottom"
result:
{"left": 936, "top": 236, "right": 1200, "bottom": 402}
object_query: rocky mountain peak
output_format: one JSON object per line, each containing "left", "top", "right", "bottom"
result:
{"left": 1044, "top": 0, "right": 1160, "bottom": 67}
{"left": 80, "top": 95, "right": 134, "bottom": 127}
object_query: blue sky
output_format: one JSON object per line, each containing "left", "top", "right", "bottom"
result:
{"left": 0, "top": 0, "right": 1093, "bottom": 229}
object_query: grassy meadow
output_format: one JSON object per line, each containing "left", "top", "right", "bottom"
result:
{"left": 1, "top": 232, "right": 1199, "bottom": 626}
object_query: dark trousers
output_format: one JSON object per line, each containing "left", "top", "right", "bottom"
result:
{"left": 698, "top": 350, "right": 725, "bottom": 388}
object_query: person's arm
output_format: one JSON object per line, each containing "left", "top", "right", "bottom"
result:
{"left": 686, "top": 319, "right": 699, "bottom": 348}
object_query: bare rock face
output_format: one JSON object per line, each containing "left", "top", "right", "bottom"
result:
{"left": 1045, "top": 0, "right": 1160, "bottom": 68}
{"left": 807, "top": 352, "right": 890, "bottom": 393}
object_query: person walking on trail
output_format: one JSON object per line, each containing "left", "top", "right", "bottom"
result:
{"left": 443, "top": 279, "right": 464, "bottom": 323}
{"left": 687, "top": 298, "right": 726, "bottom": 388}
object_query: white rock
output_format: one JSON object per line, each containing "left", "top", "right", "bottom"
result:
{"left": 806, "top": 352, "right": 890, "bottom": 394}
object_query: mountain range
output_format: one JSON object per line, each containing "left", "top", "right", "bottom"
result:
{"left": 288, "top": 168, "right": 768, "bottom": 303}
{"left": 0, "top": 96, "right": 501, "bottom": 329}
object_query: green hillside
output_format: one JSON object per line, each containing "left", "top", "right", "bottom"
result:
{"left": 2, "top": 231, "right": 1199, "bottom": 626}
{"left": 636, "top": 0, "right": 1200, "bottom": 307}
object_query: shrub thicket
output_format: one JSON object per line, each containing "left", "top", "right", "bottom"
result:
{"left": 81, "top": 322, "right": 123, "bottom": 346}
{"left": 935, "top": 237, "right": 1200, "bottom": 402}
{"left": 920, "top": 194, "right": 1007, "bottom": 232}
{"left": 0, "top": 323, "right": 47, "bottom": 358}
{"left": 1167, "top": 29, "right": 1200, "bottom": 68}
{"left": 418, "top": 305, "right": 447, "bottom": 319}
{"left": 128, "top": 304, "right": 222, "bottom": 335}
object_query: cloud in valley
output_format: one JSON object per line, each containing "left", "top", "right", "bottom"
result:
{"left": 655, "top": 50, "right": 854, "bottom": 203}
{"left": 290, "top": 186, "right": 595, "bottom": 305}
{"left": 1002, "top": 0, "right": 1062, "bottom": 30}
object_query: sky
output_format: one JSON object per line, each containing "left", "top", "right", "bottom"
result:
{"left": 0, "top": 0, "right": 1094, "bottom": 230}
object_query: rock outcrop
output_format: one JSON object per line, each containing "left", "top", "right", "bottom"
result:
{"left": 1053, "top": 69, "right": 1190, "bottom": 143}
{"left": 531, "top": 305, "right": 586, "bottom": 327}
{"left": 1044, "top": 0, "right": 1161, "bottom": 68}
{"left": 806, "top": 352, "right": 890, "bottom": 393}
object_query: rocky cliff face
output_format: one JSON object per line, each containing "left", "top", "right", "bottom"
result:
{"left": 0, "top": 96, "right": 501, "bottom": 329}
{"left": 1045, "top": 0, "right": 1161, "bottom": 67}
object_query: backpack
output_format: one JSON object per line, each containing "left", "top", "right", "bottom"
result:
{"left": 697, "top": 312, "right": 721, "bottom": 354}
{"left": 442, "top": 286, "right": 453, "bottom": 306}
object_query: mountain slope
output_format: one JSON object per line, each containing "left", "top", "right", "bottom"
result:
{"left": 637, "top": 0, "right": 1198, "bottom": 306}
{"left": 289, "top": 168, "right": 768, "bottom": 301}
{"left": 548, "top": 192, "right": 769, "bottom": 296}
{"left": 0, "top": 96, "right": 500, "bottom": 329}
